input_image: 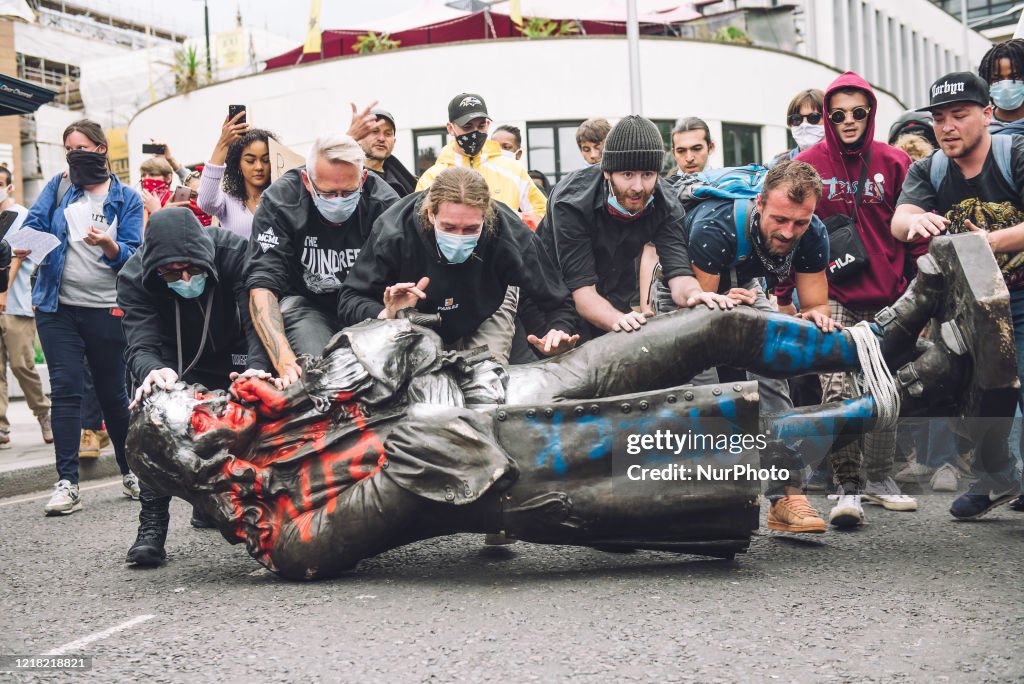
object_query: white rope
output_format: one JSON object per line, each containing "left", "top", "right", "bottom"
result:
{"left": 845, "top": 321, "right": 901, "bottom": 431}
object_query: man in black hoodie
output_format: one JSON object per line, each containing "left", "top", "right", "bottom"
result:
{"left": 118, "top": 207, "right": 271, "bottom": 566}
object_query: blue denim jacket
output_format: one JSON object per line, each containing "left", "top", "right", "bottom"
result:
{"left": 23, "top": 172, "right": 143, "bottom": 312}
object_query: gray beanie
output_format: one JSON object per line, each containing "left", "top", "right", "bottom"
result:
{"left": 601, "top": 115, "right": 665, "bottom": 172}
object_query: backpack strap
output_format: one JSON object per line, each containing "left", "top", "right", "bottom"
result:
{"left": 730, "top": 198, "right": 751, "bottom": 267}
{"left": 47, "top": 175, "right": 73, "bottom": 223}
{"left": 929, "top": 136, "right": 1013, "bottom": 192}
{"left": 992, "top": 134, "right": 1013, "bottom": 188}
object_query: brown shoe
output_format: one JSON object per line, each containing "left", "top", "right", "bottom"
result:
{"left": 96, "top": 429, "right": 111, "bottom": 449}
{"left": 767, "top": 494, "right": 826, "bottom": 533}
{"left": 39, "top": 413, "right": 54, "bottom": 444}
{"left": 79, "top": 429, "right": 101, "bottom": 459}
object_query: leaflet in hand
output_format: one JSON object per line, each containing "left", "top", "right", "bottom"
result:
{"left": 4, "top": 227, "right": 60, "bottom": 264}
{"left": 63, "top": 201, "right": 92, "bottom": 241}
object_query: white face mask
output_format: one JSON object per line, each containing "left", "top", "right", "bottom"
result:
{"left": 792, "top": 122, "right": 825, "bottom": 150}
{"left": 0, "top": 186, "right": 9, "bottom": 203}
{"left": 500, "top": 149, "right": 518, "bottom": 161}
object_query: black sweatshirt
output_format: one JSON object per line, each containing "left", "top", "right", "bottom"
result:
{"left": 117, "top": 207, "right": 270, "bottom": 385}
{"left": 245, "top": 168, "right": 399, "bottom": 315}
{"left": 337, "top": 193, "right": 577, "bottom": 344}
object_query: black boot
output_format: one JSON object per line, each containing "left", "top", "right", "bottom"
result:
{"left": 189, "top": 505, "right": 215, "bottom": 529}
{"left": 127, "top": 480, "right": 169, "bottom": 566}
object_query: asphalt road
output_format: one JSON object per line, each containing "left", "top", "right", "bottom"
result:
{"left": 2, "top": 480, "right": 1022, "bottom": 683}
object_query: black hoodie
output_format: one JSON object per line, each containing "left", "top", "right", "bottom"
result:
{"left": 337, "top": 193, "right": 577, "bottom": 344}
{"left": 117, "top": 208, "right": 270, "bottom": 387}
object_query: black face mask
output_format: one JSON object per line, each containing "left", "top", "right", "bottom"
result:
{"left": 66, "top": 150, "right": 109, "bottom": 187}
{"left": 455, "top": 130, "right": 486, "bottom": 158}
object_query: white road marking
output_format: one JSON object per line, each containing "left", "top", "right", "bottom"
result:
{"left": 0, "top": 478, "right": 121, "bottom": 507}
{"left": 43, "top": 614, "right": 155, "bottom": 656}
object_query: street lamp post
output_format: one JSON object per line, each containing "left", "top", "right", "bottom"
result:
{"left": 204, "top": 0, "right": 212, "bottom": 80}
{"left": 627, "top": 0, "right": 641, "bottom": 115}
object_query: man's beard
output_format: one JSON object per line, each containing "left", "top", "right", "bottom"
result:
{"left": 611, "top": 185, "right": 652, "bottom": 212}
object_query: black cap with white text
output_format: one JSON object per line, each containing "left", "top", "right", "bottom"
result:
{"left": 918, "top": 72, "right": 990, "bottom": 112}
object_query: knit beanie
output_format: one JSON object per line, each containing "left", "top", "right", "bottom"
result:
{"left": 601, "top": 115, "right": 664, "bottom": 172}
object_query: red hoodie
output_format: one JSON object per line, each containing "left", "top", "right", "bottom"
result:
{"left": 781, "top": 72, "right": 916, "bottom": 311}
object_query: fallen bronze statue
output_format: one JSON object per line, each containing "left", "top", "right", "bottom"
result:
{"left": 127, "top": 234, "right": 1017, "bottom": 580}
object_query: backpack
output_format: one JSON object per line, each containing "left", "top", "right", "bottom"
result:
{"left": 676, "top": 164, "right": 767, "bottom": 268}
{"left": 928, "top": 134, "right": 1013, "bottom": 191}
{"left": 47, "top": 175, "right": 73, "bottom": 223}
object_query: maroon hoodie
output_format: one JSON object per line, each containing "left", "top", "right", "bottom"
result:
{"left": 780, "top": 72, "right": 916, "bottom": 310}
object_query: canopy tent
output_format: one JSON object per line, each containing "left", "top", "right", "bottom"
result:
{"left": 264, "top": 4, "right": 699, "bottom": 71}
{"left": 0, "top": 74, "right": 56, "bottom": 117}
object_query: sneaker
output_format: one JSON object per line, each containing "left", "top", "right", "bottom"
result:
{"left": 894, "top": 461, "right": 935, "bottom": 483}
{"left": 38, "top": 413, "right": 53, "bottom": 444}
{"left": 0, "top": 430, "right": 10, "bottom": 451}
{"left": 929, "top": 464, "right": 959, "bottom": 492}
{"left": 767, "top": 495, "right": 826, "bottom": 533}
{"left": 828, "top": 488, "right": 864, "bottom": 528}
{"left": 950, "top": 484, "right": 1017, "bottom": 520}
{"left": 43, "top": 479, "right": 82, "bottom": 516}
{"left": 1008, "top": 495, "right": 1024, "bottom": 512}
{"left": 79, "top": 430, "right": 101, "bottom": 459}
{"left": 863, "top": 477, "right": 918, "bottom": 511}
{"left": 97, "top": 429, "right": 111, "bottom": 449}
{"left": 126, "top": 518, "right": 168, "bottom": 566}
{"left": 122, "top": 473, "right": 140, "bottom": 500}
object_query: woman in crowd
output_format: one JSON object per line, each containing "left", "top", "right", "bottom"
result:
{"left": 21, "top": 119, "right": 143, "bottom": 515}
{"left": 197, "top": 111, "right": 276, "bottom": 238}
{"left": 766, "top": 88, "right": 825, "bottom": 167}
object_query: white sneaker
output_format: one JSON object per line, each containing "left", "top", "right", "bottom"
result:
{"left": 863, "top": 476, "right": 918, "bottom": 511}
{"left": 828, "top": 489, "right": 864, "bottom": 528}
{"left": 44, "top": 479, "right": 82, "bottom": 516}
{"left": 122, "top": 473, "right": 140, "bottom": 500}
{"left": 894, "top": 461, "right": 935, "bottom": 483}
{"left": 930, "top": 463, "right": 959, "bottom": 492}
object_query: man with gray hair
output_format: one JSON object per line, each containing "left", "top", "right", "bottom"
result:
{"left": 246, "top": 134, "right": 399, "bottom": 386}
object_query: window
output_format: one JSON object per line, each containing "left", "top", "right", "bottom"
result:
{"left": 413, "top": 128, "right": 448, "bottom": 176}
{"left": 721, "top": 123, "right": 762, "bottom": 166}
{"left": 526, "top": 121, "right": 586, "bottom": 184}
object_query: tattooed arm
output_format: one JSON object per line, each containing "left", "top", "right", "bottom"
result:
{"left": 250, "top": 287, "right": 302, "bottom": 387}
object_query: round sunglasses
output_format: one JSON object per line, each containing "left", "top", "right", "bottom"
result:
{"left": 828, "top": 107, "right": 870, "bottom": 125}
{"left": 787, "top": 112, "right": 823, "bottom": 127}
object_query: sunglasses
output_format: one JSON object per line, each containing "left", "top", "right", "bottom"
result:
{"left": 158, "top": 265, "right": 204, "bottom": 283}
{"left": 829, "top": 107, "right": 870, "bottom": 125}
{"left": 787, "top": 112, "right": 823, "bottom": 127}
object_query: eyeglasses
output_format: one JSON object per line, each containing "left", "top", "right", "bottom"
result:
{"left": 787, "top": 112, "right": 823, "bottom": 127}
{"left": 306, "top": 173, "right": 361, "bottom": 201}
{"left": 158, "top": 265, "right": 204, "bottom": 283}
{"left": 828, "top": 107, "right": 870, "bottom": 125}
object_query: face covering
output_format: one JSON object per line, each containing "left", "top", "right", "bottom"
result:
{"left": 66, "top": 150, "right": 109, "bottom": 187}
{"left": 434, "top": 226, "right": 480, "bottom": 264}
{"left": 140, "top": 178, "right": 169, "bottom": 197}
{"left": 990, "top": 80, "right": 1024, "bottom": 111}
{"left": 0, "top": 187, "right": 8, "bottom": 204}
{"left": 500, "top": 149, "right": 518, "bottom": 161}
{"left": 606, "top": 186, "right": 654, "bottom": 221}
{"left": 167, "top": 272, "right": 207, "bottom": 299}
{"left": 792, "top": 122, "right": 825, "bottom": 150}
{"left": 314, "top": 191, "right": 360, "bottom": 224}
{"left": 456, "top": 130, "right": 486, "bottom": 157}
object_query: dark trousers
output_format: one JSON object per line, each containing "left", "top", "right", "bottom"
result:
{"left": 36, "top": 305, "right": 130, "bottom": 484}
{"left": 81, "top": 363, "right": 104, "bottom": 430}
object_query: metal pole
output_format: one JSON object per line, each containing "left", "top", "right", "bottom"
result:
{"left": 961, "top": 0, "right": 969, "bottom": 70}
{"left": 627, "top": 0, "right": 642, "bottom": 115}
{"left": 204, "top": 0, "right": 213, "bottom": 80}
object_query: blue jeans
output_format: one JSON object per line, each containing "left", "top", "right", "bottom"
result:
{"left": 80, "top": 363, "right": 104, "bottom": 431}
{"left": 36, "top": 305, "right": 130, "bottom": 484}
{"left": 915, "top": 419, "right": 958, "bottom": 470}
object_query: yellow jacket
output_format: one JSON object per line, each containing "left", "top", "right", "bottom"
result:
{"left": 416, "top": 140, "right": 547, "bottom": 222}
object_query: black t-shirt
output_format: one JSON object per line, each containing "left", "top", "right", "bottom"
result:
{"left": 245, "top": 168, "right": 400, "bottom": 316}
{"left": 536, "top": 165, "right": 691, "bottom": 314}
{"left": 682, "top": 198, "right": 829, "bottom": 292}
{"left": 897, "top": 135, "right": 1024, "bottom": 215}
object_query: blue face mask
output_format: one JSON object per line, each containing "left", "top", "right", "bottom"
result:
{"left": 434, "top": 227, "right": 480, "bottom": 264}
{"left": 167, "top": 272, "right": 207, "bottom": 299}
{"left": 606, "top": 190, "right": 654, "bottom": 217}
{"left": 990, "top": 80, "right": 1024, "bottom": 111}
{"left": 314, "top": 191, "right": 360, "bottom": 223}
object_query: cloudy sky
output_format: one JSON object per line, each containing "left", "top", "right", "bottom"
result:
{"left": 70, "top": 0, "right": 422, "bottom": 42}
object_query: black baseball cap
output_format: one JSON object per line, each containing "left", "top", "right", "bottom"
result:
{"left": 373, "top": 108, "right": 395, "bottom": 128}
{"left": 917, "top": 72, "right": 990, "bottom": 112}
{"left": 447, "top": 93, "right": 489, "bottom": 127}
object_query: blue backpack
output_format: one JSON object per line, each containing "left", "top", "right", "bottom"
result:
{"left": 929, "top": 133, "right": 1012, "bottom": 191}
{"left": 681, "top": 164, "right": 768, "bottom": 267}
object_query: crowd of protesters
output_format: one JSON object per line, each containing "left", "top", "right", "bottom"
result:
{"left": 3, "top": 38, "right": 1024, "bottom": 567}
